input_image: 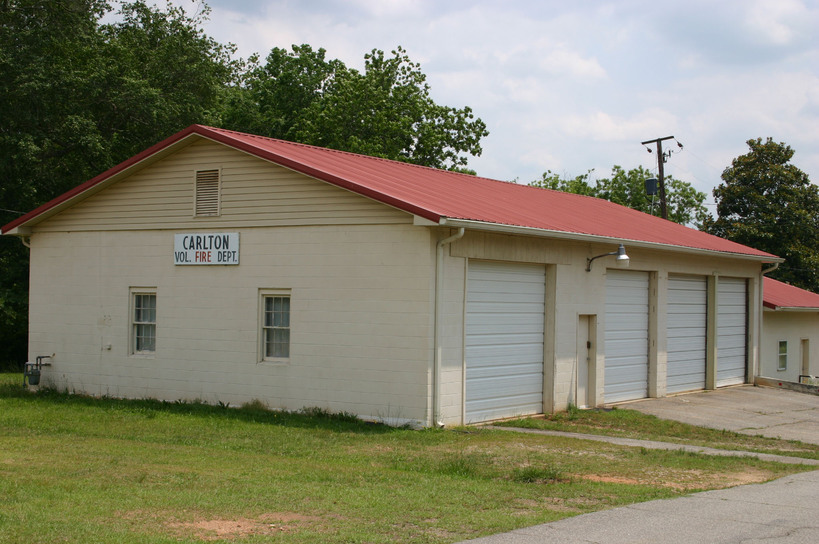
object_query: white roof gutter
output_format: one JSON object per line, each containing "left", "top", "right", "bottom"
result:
{"left": 439, "top": 218, "right": 783, "bottom": 263}
{"left": 765, "top": 306, "right": 819, "bottom": 312}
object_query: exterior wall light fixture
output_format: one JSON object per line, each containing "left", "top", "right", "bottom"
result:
{"left": 586, "top": 244, "right": 630, "bottom": 272}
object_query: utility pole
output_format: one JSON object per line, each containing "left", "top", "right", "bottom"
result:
{"left": 641, "top": 135, "right": 675, "bottom": 220}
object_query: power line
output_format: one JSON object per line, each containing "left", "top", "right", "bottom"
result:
{"left": 640, "top": 135, "right": 683, "bottom": 220}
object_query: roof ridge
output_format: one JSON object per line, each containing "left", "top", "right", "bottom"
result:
{"left": 202, "top": 125, "right": 620, "bottom": 202}
{"left": 200, "top": 124, "right": 516, "bottom": 184}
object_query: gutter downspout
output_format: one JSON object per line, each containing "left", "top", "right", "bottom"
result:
{"left": 433, "top": 227, "right": 465, "bottom": 427}
{"left": 20, "top": 236, "right": 31, "bottom": 248}
{"left": 761, "top": 263, "right": 779, "bottom": 275}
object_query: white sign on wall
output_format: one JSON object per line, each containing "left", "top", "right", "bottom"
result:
{"left": 174, "top": 233, "right": 240, "bottom": 265}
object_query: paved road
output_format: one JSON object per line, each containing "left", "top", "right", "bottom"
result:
{"left": 460, "top": 470, "right": 819, "bottom": 544}
{"left": 458, "top": 386, "right": 819, "bottom": 544}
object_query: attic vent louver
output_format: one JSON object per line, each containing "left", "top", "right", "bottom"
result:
{"left": 195, "top": 169, "right": 220, "bottom": 216}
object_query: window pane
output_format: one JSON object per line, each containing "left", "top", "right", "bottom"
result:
{"left": 135, "top": 323, "right": 156, "bottom": 352}
{"left": 135, "top": 294, "right": 157, "bottom": 323}
{"left": 280, "top": 298, "right": 290, "bottom": 326}
{"left": 133, "top": 292, "right": 156, "bottom": 353}
{"left": 262, "top": 295, "right": 290, "bottom": 360}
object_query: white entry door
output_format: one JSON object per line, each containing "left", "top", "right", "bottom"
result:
{"left": 465, "top": 261, "right": 545, "bottom": 423}
{"left": 605, "top": 270, "right": 650, "bottom": 403}
{"left": 717, "top": 277, "right": 747, "bottom": 387}
{"left": 667, "top": 275, "right": 707, "bottom": 394}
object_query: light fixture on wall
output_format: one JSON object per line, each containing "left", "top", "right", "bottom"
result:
{"left": 586, "top": 244, "right": 630, "bottom": 272}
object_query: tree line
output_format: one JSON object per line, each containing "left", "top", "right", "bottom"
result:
{"left": 1, "top": 0, "right": 816, "bottom": 367}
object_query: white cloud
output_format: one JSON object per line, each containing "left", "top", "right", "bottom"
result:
{"left": 560, "top": 109, "right": 678, "bottom": 143}
{"left": 124, "top": 0, "right": 819, "bottom": 191}
{"left": 744, "top": 0, "right": 813, "bottom": 46}
{"left": 539, "top": 45, "right": 607, "bottom": 79}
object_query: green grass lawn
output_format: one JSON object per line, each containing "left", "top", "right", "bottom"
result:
{"left": 0, "top": 374, "right": 813, "bottom": 544}
{"left": 496, "top": 404, "right": 819, "bottom": 460}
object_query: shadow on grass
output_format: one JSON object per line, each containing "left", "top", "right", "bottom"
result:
{"left": 0, "top": 379, "right": 397, "bottom": 435}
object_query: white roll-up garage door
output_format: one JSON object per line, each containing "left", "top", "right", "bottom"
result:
{"left": 717, "top": 277, "right": 747, "bottom": 387}
{"left": 605, "top": 270, "right": 650, "bottom": 403}
{"left": 667, "top": 275, "right": 707, "bottom": 394}
{"left": 465, "top": 261, "right": 545, "bottom": 423}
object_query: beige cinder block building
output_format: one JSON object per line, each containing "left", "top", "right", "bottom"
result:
{"left": 760, "top": 277, "right": 819, "bottom": 383}
{"left": 2, "top": 125, "right": 782, "bottom": 426}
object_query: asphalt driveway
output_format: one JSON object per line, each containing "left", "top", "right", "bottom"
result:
{"left": 624, "top": 385, "right": 819, "bottom": 445}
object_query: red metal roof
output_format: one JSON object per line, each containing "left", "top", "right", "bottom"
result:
{"left": 1, "top": 124, "right": 777, "bottom": 260}
{"left": 763, "top": 277, "right": 819, "bottom": 310}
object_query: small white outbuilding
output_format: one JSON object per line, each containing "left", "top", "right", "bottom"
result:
{"left": 761, "top": 277, "right": 819, "bottom": 383}
{"left": 2, "top": 125, "right": 781, "bottom": 426}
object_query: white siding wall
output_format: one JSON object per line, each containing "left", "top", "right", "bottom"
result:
{"left": 23, "top": 139, "right": 770, "bottom": 425}
{"left": 27, "top": 141, "right": 434, "bottom": 425}
{"left": 29, "top": 225, "right": 434, "bottom": 424}
{"left": 449, "top": 232, "right": 764, "bottom": 418}
{"left": 36, "top": 139, "right": 411, "bottom": 232}
{"left": 761, "top": 311, "right": 819, "bottom": 382}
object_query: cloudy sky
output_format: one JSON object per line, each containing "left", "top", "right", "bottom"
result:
{"left": 162, "top": 0, "right": 819, "bottom": 213}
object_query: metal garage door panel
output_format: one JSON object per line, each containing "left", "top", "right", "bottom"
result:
{"left": 466, "top": 261, "right": 545, "bottom": 423}
{"left": 605, "top": 270, "right": 649, "bottom": 403}
{"left": 717, "top": 278, "right": 747, "bottom": 387}
{"left": 667, "top": 275, "right": 707, "bottom": 394}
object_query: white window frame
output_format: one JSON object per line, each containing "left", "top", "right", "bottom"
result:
{"left": 130, "top": 288, "right": 157, "bottom": 357}
{"left": 777, "top": 340, "right": 788, "bottom": 371}
{"left": 259, "top": 289, "right": 291, "bottom": 364}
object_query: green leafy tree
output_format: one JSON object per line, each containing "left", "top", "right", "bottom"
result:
{"left": 0, "top": 0, "right": 239, "bottom": 367}
{"left": 530, "top": 169, "right": 598, "bottom": 197}
{"left": 703, "top": 138, "right": 819, "bottom": 291}
{"left": 222, "top": 44, "right": 343, "bottom": 140}
{"left": 97, "top": 0, "right": 240, "bottom": 160}
{"left": 225, "top": 45, "right": 489, "bottom": 170}
{"left": 531, "top": 166, "right": 709, "bottom": 227}
{"left": 0, "top": 0, "right": 110, "bottom": 367}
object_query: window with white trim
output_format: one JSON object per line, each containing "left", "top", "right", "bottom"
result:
{"left": 260, "top": 291, "right": 290, "bottom": 362}
{"left": 778, "top": 340, "right": 788, "bottom": 371}
{"left": 131, "top": 290, "right": 157, "bottom": 355}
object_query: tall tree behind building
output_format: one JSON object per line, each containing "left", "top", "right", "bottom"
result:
{"left": 703, "top": 138, "right": 819, "bottom": 292}
{"left": 223, "top": 45, "right": 489, "bottom": 170}
{"left": 0, "top": 0, "right": 240, "bottom": 366}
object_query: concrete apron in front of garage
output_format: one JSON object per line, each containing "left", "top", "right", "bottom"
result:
{"left": 621, "top": 384, "right": 819, "bottom": 446}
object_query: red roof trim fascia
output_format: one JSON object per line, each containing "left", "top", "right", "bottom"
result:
{"left": 1, "top": 126, "right": 201, "bottom": 234}
{"left": 193, "top": 126, "right": 444, "bottom": 223}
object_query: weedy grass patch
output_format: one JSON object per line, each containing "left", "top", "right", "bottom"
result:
{"left": 0, "top": 373, "right": 812, "bottom": 544}
{"left": 497, "top": 404, "right": 819, "bottom": 460}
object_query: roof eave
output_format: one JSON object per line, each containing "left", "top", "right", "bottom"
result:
{"left": 764, "top": 305, "right": 819, "bottom": 312}
{"left": 1, "top": 127, "right": 205, "bottom": 235}
{"left": 440, "top": 218, "right": 782, "bottom": 263}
